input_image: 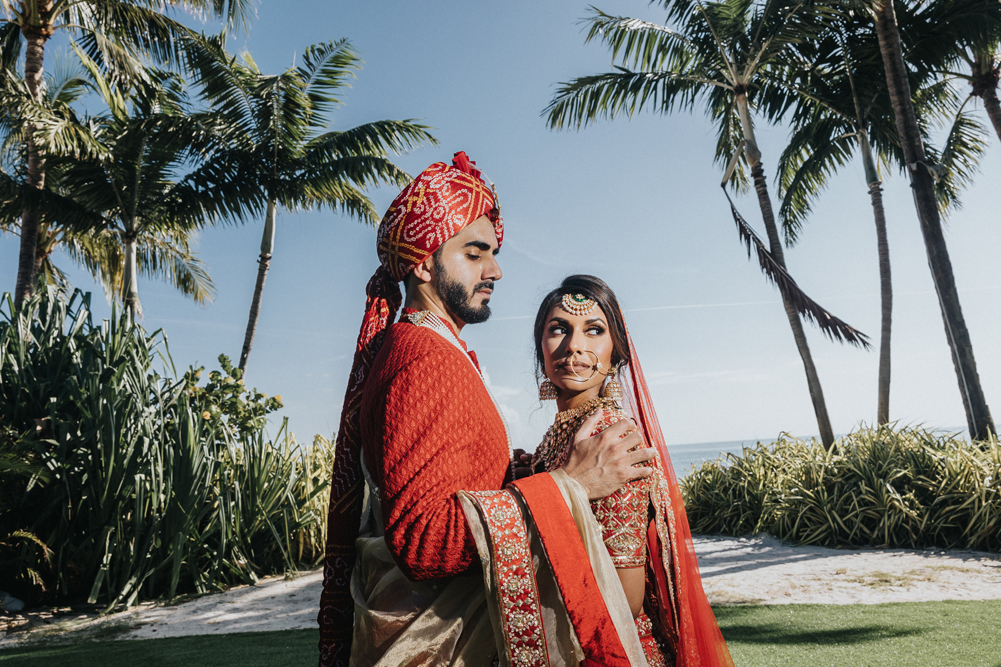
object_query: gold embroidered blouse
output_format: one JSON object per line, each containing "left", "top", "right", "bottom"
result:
{"left": 534, "top": 397, "right": 652, "bottom": 568}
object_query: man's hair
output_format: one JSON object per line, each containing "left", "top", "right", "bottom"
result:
{"left": 533, "top": 274, "right": 631, "bottom": 385}
{"left": 403, "top": 245, "right": 446, "bottom": 295}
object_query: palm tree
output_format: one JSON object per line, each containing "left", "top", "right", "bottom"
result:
{"left": 183, "top": 37, "right": 437, "bottom": 373}
{"left": 0, "top": 0, "right": 253, "bottom": 309}
{"left": 906, "top": 0, "right": 1001, "bottom": 143}
{"left": 967, "top": 51, "right": 1001, "bottom": 139}
{"left": 0, "top": 49, "right": 215, "bottom": 306}
{"left": 545, "top": 0, "right": 870, "bottom": 448}
{"left": 773, "top": 12, "right": 988, "bottom": 426}
{"left": 872, "top": 0, "right": 995, "bottom": 440}
{"left": 0, "top": 48, "right": 257, "bottom": 317}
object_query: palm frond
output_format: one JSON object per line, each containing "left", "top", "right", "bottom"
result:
{"left": 776, "top": 116, "right": 856, "bottom": 244}
{"left": 307, "top": 119, "right": 436, "bottom": 159}
{"left": 583, "top": 9, "right": 702, "bottom": 72}
{"left": 295, "top": 39, "right": 359, "bottom": 118}
{"left": 545, "top": 69, "right": 718, "bottom": 130}
{"left": 279, "top": 178, "right": 378, "bottom": 225}
{"left": 927, "top": 108, "right": 989, "bottom": 215}
{"left": 722, "top": 185, "right": 871, "bottom": 349}
{"left": 0, "top": 20, "right": 21, "bottom": 71}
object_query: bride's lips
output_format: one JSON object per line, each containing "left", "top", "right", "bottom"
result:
{"left": 557, "top": 361, "right": 593, "bottom": 373}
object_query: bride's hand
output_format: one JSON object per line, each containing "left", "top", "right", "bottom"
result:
{"left": 562, "top": 414, "right": 653, "bottom": 500}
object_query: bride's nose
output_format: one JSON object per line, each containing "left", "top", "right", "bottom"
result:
{"left": 565, "top": 327, "right": 587, "bottom": 356}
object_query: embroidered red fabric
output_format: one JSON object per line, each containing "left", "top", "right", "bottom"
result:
{"left": 621, "top": 330, "right": 735, "bottom": 667}
{"left": 512, "top": 474, "right": 632, "bottom": 667}
{"left": 318, "top": 153, "right": 504, "bottom": 667}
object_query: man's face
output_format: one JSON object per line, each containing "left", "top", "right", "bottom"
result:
{"left": 431, "top": 215, "right": 502, "bottom": 326}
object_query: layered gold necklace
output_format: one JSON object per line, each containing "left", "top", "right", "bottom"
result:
{"left": 532, "top": 396, "right": 617, "bottom": 472}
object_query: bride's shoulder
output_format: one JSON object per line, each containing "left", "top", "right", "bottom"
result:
{"left": 588, "top": 400, "right": 629, "bottom": 436}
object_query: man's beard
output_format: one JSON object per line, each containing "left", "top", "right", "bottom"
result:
{"left": 434, "top": 257, "right": 493, "bottom": 325}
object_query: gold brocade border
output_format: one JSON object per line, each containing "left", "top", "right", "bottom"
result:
{"left": 468, "top": 490, "right": 550, "bottom": 667}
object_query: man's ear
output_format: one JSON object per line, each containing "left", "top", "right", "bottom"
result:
{"left": 411, "top": 254, "right": 435, "bottom": 285}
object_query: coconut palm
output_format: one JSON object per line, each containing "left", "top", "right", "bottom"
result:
{"left": 1, "top": 0, "right": 254, "bottom": 309}
{"left": 905, "top": 0, "right": 1001, "bottom": 143}
{"left": 0, "top": 48, "right": 257, "bottom": 317}
{"left": 872, "top": 0, "right": 995, "bottom": 440}
{"left": 0, "top": 49, "right": 215, "bottom": 306}
{"left": 546, "top": 0, "right": 870, "bottom": 448}
{"left": 183, "top": 36, "right": 437, "bottom": 373}
{"left": 773, "top": 12, "right": 988, "bottom": 426}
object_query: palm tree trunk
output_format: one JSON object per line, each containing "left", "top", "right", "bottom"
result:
{"left": 122, "top": 233, "right": 142, "bottom": 318}
{"left": 874, "top": 0, "right": 995, "bottom": 441}
{"left": 982, "top": 89, "right": 1001, "bottom": 142}
{"left": 13, "top": 15, "right": 52, "bottom": 309}
{"left": 971, "top": 53, "right": 1001, "bottom": 142}
{"left": 860, "top": 131, "right": 892, "bottom": 426}
{"left": 736, "top": 92, "right": 836, "bottom": 448}
{"left": 32, "top": 223, "right": 54, "bottom": 284}
{"left": 239, "top": 199, "right": 276, "bottom": 374}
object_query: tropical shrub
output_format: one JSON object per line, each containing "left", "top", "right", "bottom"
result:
{"left": 0, "top": 287, "right": 331, "bottom": 608}
{"left": 682, "top": 426, "right": 1001, "bottom": 551}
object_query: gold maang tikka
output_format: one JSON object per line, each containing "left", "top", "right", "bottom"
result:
{"left": 561, "top": 293, "right": 596, "bottom": 317}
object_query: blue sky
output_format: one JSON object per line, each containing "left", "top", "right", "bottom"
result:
{"left": 3, "top": 0, "right": 999, "bottom": 450}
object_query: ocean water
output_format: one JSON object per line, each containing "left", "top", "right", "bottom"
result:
{"left": 665, "top": 438, "right": 775, "bottom": 480}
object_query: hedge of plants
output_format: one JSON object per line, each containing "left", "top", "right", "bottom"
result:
{"left": 681, "top": 426, "right": 1000, "bottom": 551}
{"left": 0, "top": 288, "right": 333, "bottom": 609}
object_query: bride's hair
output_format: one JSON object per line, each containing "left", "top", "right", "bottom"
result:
{"left": 533, "top": 274, "right": 631, "bottom": 385}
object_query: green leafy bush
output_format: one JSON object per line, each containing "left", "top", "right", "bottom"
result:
{"left": 681, "top": 426, "right": 1000, "bottom": 551}
{"left": 0, "top": 287, "right": 332, "bottom": 608}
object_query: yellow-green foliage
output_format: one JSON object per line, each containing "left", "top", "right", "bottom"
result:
{"left": 681, "top": 426, "right": 1001, "bottom": 551}
{"left": 292, "top": 434, "right": 335, "bottom": 565}
{"left": 0, "top": 288, "right": 334, "bottom": 607}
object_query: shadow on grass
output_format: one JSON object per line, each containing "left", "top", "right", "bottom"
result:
{"left": 719, "top": 622, "right": 923, "bottom": 646}
{"left": 713, "top": 606, "right": 925, "bottom": 647}
{"left": 0, "top": 629, "right": 318, "bottom": 667}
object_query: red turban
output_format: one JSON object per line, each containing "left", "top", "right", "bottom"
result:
{"left": 377, "top": 151, "right": 503, "bottom": 281}
{"left": 318, "top": 152, "right": 502, "bottom": 667}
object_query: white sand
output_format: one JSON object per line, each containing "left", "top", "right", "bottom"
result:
{"left": 3, "top": 534, "right": 999, "bottom": 645}
{"left": 695, "top": 534, "right": 1001, "bottom": 605}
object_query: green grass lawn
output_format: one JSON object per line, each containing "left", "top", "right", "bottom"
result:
{"left": 1, "top": 600, "right": 999, "bottom": 666}
{"left": 715, "top": 600, "right": 1001, "bottom": 666}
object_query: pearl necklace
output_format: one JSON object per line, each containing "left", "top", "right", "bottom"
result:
{"left": 402, "top": 310, "right": 513, "bottom": 456}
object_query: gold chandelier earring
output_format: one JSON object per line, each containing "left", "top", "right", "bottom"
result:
{"left": 602, "top": 364, "right": 623, "bottom": 402}
{"left": 539, "top": 377, "right": 558, "bottom": 401}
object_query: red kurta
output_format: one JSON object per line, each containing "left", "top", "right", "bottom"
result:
{"left": 359, "top": 317, "right": 510, "bottom": 581}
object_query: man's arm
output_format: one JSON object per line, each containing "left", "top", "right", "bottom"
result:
{"left": 374, "top": 348, "right": 508, "bottom": 581}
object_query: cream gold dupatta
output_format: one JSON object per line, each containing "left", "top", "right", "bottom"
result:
{"left": 349, "top": 463, "right": 646, "bottom": 667}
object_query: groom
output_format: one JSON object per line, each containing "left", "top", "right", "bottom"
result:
{"left": 318, "top": 152, "right": 652, "bottom": 666}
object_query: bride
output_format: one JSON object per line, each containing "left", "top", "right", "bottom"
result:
{"left": 531, "top": 274, "right": 733, "bottom": 667}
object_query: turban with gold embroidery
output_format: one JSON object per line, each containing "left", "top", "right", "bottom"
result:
{"left": 377, "top": 152, "right": 503, "bottom": 281}
{"left": 317, "top": 152, "right": 502, "bottom": 667}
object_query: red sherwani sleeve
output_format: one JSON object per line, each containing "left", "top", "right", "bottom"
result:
{"left": 361, "top": 325, "right": 509, "bottom": 581}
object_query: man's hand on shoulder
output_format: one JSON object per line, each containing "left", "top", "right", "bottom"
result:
{"left": 562, "top": 413, "right": 653, "bottom": 500}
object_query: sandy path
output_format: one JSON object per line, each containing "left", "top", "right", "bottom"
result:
{"left": 695, "top": 535, "right": 1001, "bottom": 605}
{"left": 2, "top": 534, "right": 1000, "bottom": 645}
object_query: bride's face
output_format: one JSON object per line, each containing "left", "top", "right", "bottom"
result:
{"left": 541, "top": 302, "right": 615, "bottom": 398}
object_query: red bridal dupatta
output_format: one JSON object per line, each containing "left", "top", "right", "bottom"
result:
{"left": 621, "top": 330, "right": 734, "bottom": 667}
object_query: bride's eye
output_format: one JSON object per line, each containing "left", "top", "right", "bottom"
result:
{"left": 548, "top": 324, "right": 566, "bottom": 335}
{"left": 586, "top": 325, "right": 606, "bottom": 336}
